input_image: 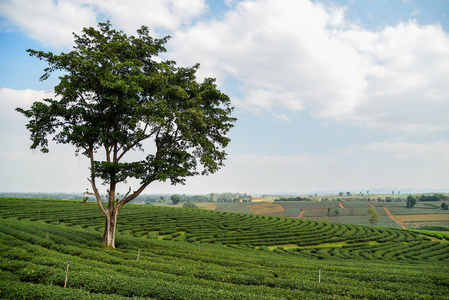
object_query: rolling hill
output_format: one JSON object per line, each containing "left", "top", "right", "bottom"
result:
{"left": 1, "top": 198, "right": 448, "bottom": 299}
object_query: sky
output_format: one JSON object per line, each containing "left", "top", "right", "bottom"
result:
{"left": 0, "top": 0, "right": 448, "bottom": 195}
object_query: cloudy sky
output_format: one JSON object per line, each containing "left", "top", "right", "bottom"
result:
{"left": 1, "top": 0, "right": 448, "bottom": 195}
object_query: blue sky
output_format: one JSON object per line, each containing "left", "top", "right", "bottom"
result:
{"left": 1, "top": 0, "right": 448, "bottom": 195}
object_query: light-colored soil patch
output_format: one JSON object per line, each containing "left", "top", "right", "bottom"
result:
{"left": 251, "top": 199, "right": 265, "bottom": 202}
{"left": 395, "top": 214, "right": 449, "bottom": 222}
{"left": 268, "top": 241, "right": 379, "bottom": 250}
{"left": 195, "top": 203, "right": 217, "bottom": 210}
{"left": 249, "top": 202, "right": 275, "bottom": 209}
{"left": 249, "top": 202, "right": 285, "bottom": 214}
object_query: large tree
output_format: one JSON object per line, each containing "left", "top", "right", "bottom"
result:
{"left": 17, "top": 22, "right": 235, "bottom": 248}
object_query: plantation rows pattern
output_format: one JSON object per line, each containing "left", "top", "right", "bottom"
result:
{"left": 1, "top": 198, "right": 448, "bottom": 261}
{"left": 1, "top": 198, "right": 449, "bottom": 299}
{"left": 1, "top": 218, "right": 448, "bottom": 299}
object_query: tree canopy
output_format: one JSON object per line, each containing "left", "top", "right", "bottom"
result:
{"left": 17, "top": 21, "right": 236, "bottom": 247}
{"left": 406, "top": 195, "right": 417, "bottom": 208}
{"left": 368, "top": 207, "right": 380, "bottom": 225}
{"left": 170, "top": 194, "right": 181, "bottom": 205}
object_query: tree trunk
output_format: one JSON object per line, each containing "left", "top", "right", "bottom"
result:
{"left": 103, "top": 208, "right": 118, "bottom": 248}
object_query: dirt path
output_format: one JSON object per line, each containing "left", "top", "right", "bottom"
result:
{"left": 382, "top": 207, "right": 407, "bottom": 229}
{"left": 297, "top": 210, "right": 306, "bottom": 218}
{"left": 339, "top": 202, "right": 345, "bottom": 209}
{"left": 366, "top": 202, "right": 406, "bottom": 228}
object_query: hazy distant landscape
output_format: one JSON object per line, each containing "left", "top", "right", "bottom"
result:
{"left": 3, "top": 191, "right": 448, "bottom": 231}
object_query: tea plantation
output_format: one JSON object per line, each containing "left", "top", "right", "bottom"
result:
{"left": 1, "top": 198, "right": 448, "bottom": 299}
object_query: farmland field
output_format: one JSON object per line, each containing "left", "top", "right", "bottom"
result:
{"left": 395, "top": 214, "right": 449, "bottom": 222}
{"left": 1, "top": 198, "right": 449, "bottom": 299}
{"left": 208, "top": 200, "right": 449, "bottom": 230}
{"left": 249, "top": 202, "right": 285, "bottom": 214}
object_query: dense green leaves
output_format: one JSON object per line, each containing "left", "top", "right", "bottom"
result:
{"left": 406, "top": 195, "right": 417, "bottom": 208}
{"left": 18, "top": 21, "right": 235, "bottom": 190}
{"left": 16, "top": 21, "right": 235, "bottom": 247}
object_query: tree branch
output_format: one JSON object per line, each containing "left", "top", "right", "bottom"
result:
{"left": 88, "top": 147, "right": 107, "bottom": 215}
{"left": 118, "top": 179, "right": 154, "bottom": 209}
{"left": 82, "top": 191, "right": 98, "bottom": 205}
{"left": 116, "top": 124, "right": 158, "bottom": 162}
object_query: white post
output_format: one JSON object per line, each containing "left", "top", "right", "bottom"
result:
{"left": 319, "top": 267, "right": 321, "bottom": 283}
{"left": 64, "top": 260, "right": 71, "bottom": 288}
{"left": 137, "top": 249, "right": 140, "bottom": 261}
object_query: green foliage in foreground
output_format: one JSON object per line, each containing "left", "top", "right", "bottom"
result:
{"left": 1, "top": 198, "right": 449, "bottom": 299}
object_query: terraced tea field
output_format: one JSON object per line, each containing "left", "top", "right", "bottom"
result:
{"left": 1, "top": 198, "right": 449, "bottom": 299}
{"left": 213, "top": 200, "right": 449, "bottom": 229}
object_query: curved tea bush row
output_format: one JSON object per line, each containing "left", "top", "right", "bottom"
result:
{"left": 1, "top": 217, "right": 449, "bottom": 299}
{"left": 1, "top": 198, "right": 448, "bottom": 262}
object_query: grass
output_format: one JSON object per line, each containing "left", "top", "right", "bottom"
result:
{"left": 1, "top": 198, "right": 449, "bottom": 299}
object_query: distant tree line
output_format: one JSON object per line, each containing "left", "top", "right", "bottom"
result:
{"left": 417, "top": 194, "right": 448, "bottom": 202}
{"left": 143, "top": 192, "right": 253, "bottom": 204}
{"left": 0, "top": 192, "right": 86, "bottom": 200}
{"left": 274, "top": 197, "right": 312, "bottom": 202}
{"left": 419, "top": 225, "right": 449, "bottom": 231}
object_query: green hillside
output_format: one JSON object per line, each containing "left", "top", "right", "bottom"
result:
{"left": 1, "top": 198, "right": 449, "bottom": 299}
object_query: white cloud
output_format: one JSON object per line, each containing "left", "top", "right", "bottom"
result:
{"left": 0, "top": 0, "right": 206, "bottom": 48}
{"left": 90, "top": 0, "right": 207, "bottom": 34}
{"left": 3, "top": 0, "right": 447, "bottom": 133}
{"left": 339, "top": 21, "right": 449, "bottom": 132}
{"left": 0, "top": 88, "right": 55, "bottom": 137}
{"left": 1, "top": 1, "right": 448, "bottom": 194}
{"left": 0, "top": 88, "right": 54, "bottom": 145}
{"left": 0, "top": 87, "right": 52, "bottom": 108}
{"left": 168, "top": 0, "right": 449, "bottom": 134}
{"left": 230, "top": 152, "right": 330, "bottom": 166}
{"left": 347, "top": 141, "right": 449, "bottom": 160}
{"left": 0, "top": 0, "right": 98, "bottom": 48}
{"left": 272, "top": 112, "right": 290, "bottom": 122}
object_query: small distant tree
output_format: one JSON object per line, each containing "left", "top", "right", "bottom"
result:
{"left": 171, "top": 194, "right": 181, "bottom": 205}
{"left": 327, "top": 207, "right": 331, "bottom": 215}
{"left": 334, "top": 209, "right": 340, "bottom": 215}
{"left": 339, "top": 192, "right": 344, "bottom": 196}
{"left": 346, "top": 192, "right": 351, "bottom": 196}
{"left": 441, "top": 203, "right": 448, "bottom": 210}
{"left": 183, "top": 202, "right": 197, "bottom": 208}
{"left": 406, "top": 195, "right": 417, "bottom": 208}
{"left": 368, "top": 207, "right": 380, "bottom": 225}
